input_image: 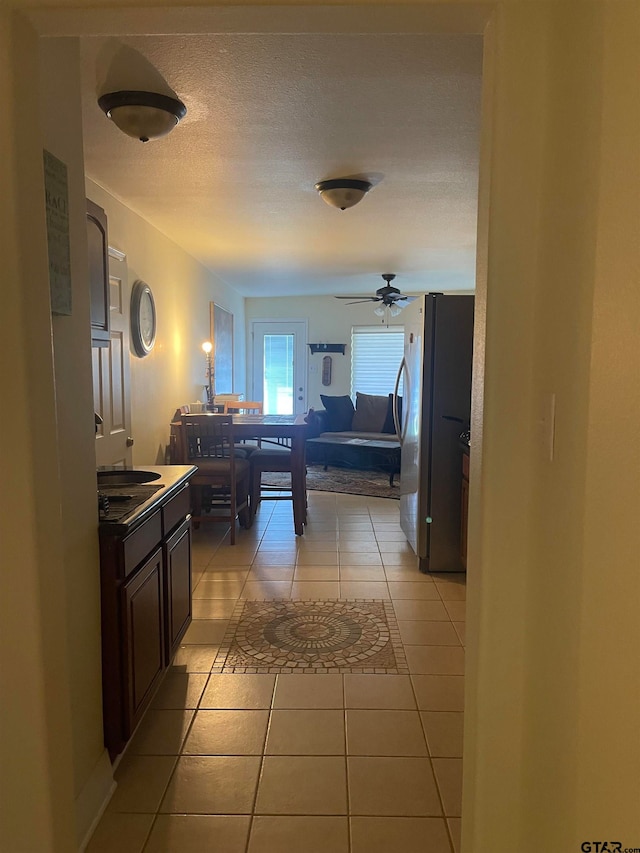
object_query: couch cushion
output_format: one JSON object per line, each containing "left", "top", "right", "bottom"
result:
{"left": 320, "top": 394, "right": 355, "bottom": 432}
{"left": 382, "top": 394, "right": 403, "bottom": 434}
{"left": 352, "top": 392, "right": 389, "bottom": 434}
{"left": 320, "top": 431, "right": 399, "bottom": 443}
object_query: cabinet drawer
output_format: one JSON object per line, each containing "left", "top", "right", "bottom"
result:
{"left": 462, "top": 452, "right": 470, "bottom": 480}
{"left": 122, "top": 511, "right": 162, "bottom": 577}
{"left": 162, "top": 483, "right": 191, "bottom": 536}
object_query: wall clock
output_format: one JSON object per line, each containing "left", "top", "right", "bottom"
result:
{"left": 130, "top": 280, "right": 156, "bottom": 357}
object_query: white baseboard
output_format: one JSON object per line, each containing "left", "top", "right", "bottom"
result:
{"left": 75, "top": 749, "right": 116, "bottom": 852}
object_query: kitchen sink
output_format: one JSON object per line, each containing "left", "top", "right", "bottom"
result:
{"left": 97, "top": 470, "right": 162, "bottom": 486}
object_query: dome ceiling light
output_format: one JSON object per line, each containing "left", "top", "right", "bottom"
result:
{"left": 98, "top": 90, "right": 187, "bottom": 143}
{"left": 315, "top": 177, "right": 373, "bottom": 210}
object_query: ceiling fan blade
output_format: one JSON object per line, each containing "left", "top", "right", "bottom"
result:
{"left": 391, "top": 294, "right": 417, "bottom": 303}
{"left": 334, "top": 296, "right": 378, "bottom": 302}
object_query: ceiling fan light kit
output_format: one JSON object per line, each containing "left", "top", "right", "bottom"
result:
{"left": 98, "top": 91, "right": 187, "bottom": 142}
{"left": 315, "top": 178, "right": 372, "bottom": 210}
{"left": 334, "top": 273, "right": 417, "bottom": 322}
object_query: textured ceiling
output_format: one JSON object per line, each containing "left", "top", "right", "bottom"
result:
{"left": 80, "top": 33, "right": 482, "bottom": 298}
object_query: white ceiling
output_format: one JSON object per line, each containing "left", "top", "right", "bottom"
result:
{"left": 80, "top": 33, "right": 482, "bottom": 298}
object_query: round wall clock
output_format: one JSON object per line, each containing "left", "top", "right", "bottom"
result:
{"left": 130, "top": 280, "right": 156, "bottom": 357}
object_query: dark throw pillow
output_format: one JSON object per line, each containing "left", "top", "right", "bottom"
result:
{"left": 320, "top": 394, "right": 355, "bottom": 432}
{"left": 382, "top": 394, "right": 403, "bottom": 434}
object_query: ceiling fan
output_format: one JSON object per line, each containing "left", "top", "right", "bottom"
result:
{"left": 335, "top": 274, "right": 417, "bottom": 310}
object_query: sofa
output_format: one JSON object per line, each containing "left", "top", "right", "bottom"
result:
{"left": 305, "top": 392, "right": 401, "bottom": 482}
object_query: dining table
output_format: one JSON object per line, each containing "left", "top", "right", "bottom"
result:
{"left": 173, "top": 412, "right": 309, "bottom": 535}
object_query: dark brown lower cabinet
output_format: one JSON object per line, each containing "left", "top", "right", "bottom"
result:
{"left": 100, "top": 481, "right": 192, "bottom": 759}
{"left": 121, "top": 548, "right": 165, "bottom": 732}
{"left": 164, "top": 519, "right": 192, "bottom": 660}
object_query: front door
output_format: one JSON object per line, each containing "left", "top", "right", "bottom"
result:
{"left": 252, "top": 321, "right": 308, "bottom": 415}
{"left": 93, "top": 250, "right": 133, "bottom": 467}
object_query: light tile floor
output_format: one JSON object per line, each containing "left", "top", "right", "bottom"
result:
{"left": 88, "top": 491, "right": 465, "bottom": 853}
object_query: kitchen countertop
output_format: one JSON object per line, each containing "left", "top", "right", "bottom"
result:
{"left": 98, "top": 464, "right": 196, "bottom": 534}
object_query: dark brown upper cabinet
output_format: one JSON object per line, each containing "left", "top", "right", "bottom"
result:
{"left": 87, "top": 199, "right": 110, "bottom": 347}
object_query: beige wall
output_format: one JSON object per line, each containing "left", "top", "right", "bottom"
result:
{"left": 575, "top": 1, "right": 640, "bottom": 839}
{"left": 0, "top": 13, "right": 77, "bottom": 852}
{"left": 86, "top": 181, "right": 247, "bottom": 466}
{"left": 40, "top": 38, "right": 110, "bottom": 835}
{"left": 465, "top": 3, "right": 640, "bottom": 851}
{"left": 1, "top": 2, "right": 639, "bottom": 852}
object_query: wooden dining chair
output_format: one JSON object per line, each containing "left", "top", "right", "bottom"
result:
{"left": 176, "top": 414, "right": 251, "bottom": 544}
{"left": 248, "top": 437, "right": 299, "bottom": 517}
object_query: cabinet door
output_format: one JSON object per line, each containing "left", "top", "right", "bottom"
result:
{"left": 121, "top": 548, "right": 165, "bottom": 735}
{"left": 87, "top": 198, "right": 110, "bottom": 346}
{"left": 164, "top": 519, "right": 192, "bottom": 661}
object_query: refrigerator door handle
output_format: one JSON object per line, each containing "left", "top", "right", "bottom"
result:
{"left": 393, "top": 356, "right": 409, "bottom": 445}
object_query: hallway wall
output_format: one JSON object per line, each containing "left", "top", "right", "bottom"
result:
{"left": 86, "top": 181, "right": 247, "bottom": 467}
{"left": 466, "top": 3, "right": 640, "bottom": 850}
{"left": 0, "top": 14, "right": 78, "bottom": 852}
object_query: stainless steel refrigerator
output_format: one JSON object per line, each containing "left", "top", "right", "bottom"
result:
{"left": 393, "top": 294, "right": 474, "bottom": 573}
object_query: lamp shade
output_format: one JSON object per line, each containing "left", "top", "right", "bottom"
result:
{"left": 98, "top": 91, "right": 187, "bottom": 142}
{"left": 315, "top": 178, "right": 372, "bottom": 210}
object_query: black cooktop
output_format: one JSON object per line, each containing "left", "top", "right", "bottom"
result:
{"left": 98, "top": 484, "right": 163, "bottom": 523}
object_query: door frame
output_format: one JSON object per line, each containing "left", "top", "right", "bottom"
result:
{"left": 93, "top": 246, "right": 133, "bottom": 468}
{"left": 12, "top": 7, "right": 495, "bottom": 852}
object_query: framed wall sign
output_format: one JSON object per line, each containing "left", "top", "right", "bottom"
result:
{"left": 43, "top": 150, "right": 72, "bottom": 315}
{"left": 210, "top": 302, "right": 234, "bottom": 393}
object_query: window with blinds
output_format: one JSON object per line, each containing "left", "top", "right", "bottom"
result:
{"left": 350, "top": 326, "right": 404, "bottom": 397}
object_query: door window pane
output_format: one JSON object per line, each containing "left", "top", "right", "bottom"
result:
{"left": 263, "top": 334, "right": 294, "bottom": 414}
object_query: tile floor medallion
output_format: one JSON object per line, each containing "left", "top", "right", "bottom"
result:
{"left": 213, "top": 599, "right": 408, "bottom": 674}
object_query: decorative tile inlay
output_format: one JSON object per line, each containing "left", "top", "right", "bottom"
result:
{"left": 213, "top": 600, "right": 408, "bottom": 674}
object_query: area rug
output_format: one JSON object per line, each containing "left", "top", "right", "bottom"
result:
{"left": 262, "top": 464, "right": 400, "bottom": 500}
{"left": 212, "top": 599, "right": 408, "bottom": 674}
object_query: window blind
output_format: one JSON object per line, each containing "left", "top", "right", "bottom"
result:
{"left": 351, "top": 326, "right": 404, "bottom": 397}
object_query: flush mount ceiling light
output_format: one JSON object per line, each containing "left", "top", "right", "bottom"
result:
{"left": 315, "top": 178, "right": 373, "bottom": 210}
{"left": 98, "top": 90, "right": 187, "bottom": 142}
